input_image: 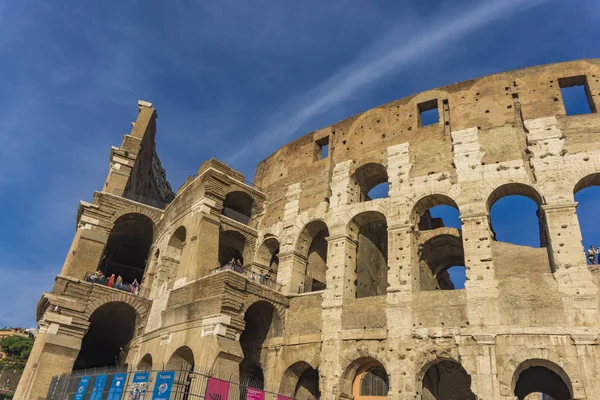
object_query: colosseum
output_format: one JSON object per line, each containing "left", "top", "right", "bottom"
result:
{"left": 14, "top": 59, "right": 600, "bottom": 400}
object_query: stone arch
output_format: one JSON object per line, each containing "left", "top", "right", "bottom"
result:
{"left": 411, "top": 193, "right": 460, "bottom": 229}
{"left": 574, "top": 172, "right": 600, "bottom": 195}
{"left": 351, "top": 162, "right": 389, "bottom": 202}
{"left": 340, "top": 356, "right": 389, "bottom": 399}
{"left": 137, "top": 353, "right": 152, "bottom": 371}
{"left": 279, "top": 361, "right": 320, "bottom": 399}
{"left": 74, "top": 301, "right": 138, "bottom": 370}
{"left": 167, "top": 346, "right": 195, "bottom": 398}
{"left": 166, "top": 226, "right": 187, "bottom": 260}
{"left": 239, "top": 296, "right": 286, "bottom": 331}
{"left": 84, "top": 292, "right": 150, "bottom": 322}
{"left": 111, "top": 205, "right": 162, "bottom": 228}
{"left": 219, "top": 229, "right": 248, "bottom": 266}
{"left": 512, "top": 359, "right": 574, "bottom": 400}
{"left": 347, "top": 210, "right": 388, "bottom": 298}
{"left": 416, "top": 358, "right": 476, "bottom": 400}
{"left": 418, "top": 228, "right": 465, "bottom": 291}
{"left": 222, "top": 190, "right": 254, "bottom": 225}
{"left": 240, "top": 300, "right": 283, "bottom": 389}
{"left": 487, "top": 182, "right": 549, "bottom": 248}
{"left": 99, "top": 212, "right": 156, "bottom": 284}
{"left": 498, "top": 348, "right": 585, "bottom": 398}
{"left": 255, "top": 235, "right": 280, "bottom": 274}
{"left": 294, "top": 219, "right": 330, "bottom": 293}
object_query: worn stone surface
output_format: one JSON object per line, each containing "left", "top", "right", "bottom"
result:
{"left": 15, "top": 59, "right": 600, "bottom": 400}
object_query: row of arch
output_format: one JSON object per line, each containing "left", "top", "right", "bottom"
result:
{"left": 95, "top": 173, "right": 600, "bottom": 295}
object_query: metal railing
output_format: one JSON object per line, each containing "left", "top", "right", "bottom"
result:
{"left": 211, "top": 264, "right": 282, "bottom": 292}
{"left": 84, "top": 272, "right": 142, "bottom": 296}
{"left": 46, "top": 365, "right": 297, "bottom": 400}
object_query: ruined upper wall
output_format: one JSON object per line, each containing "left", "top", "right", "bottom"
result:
{"left": 254, "top": 59, "right": 600, "bottom": 228}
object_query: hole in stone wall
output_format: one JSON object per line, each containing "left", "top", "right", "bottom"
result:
{"left": 418, "top": 99, "right": 439, "bottom": 127}
{"left": 315, "top": 136, "right": 329, "bottom": 160}
{"left": 489, "top": 196, "right": 543, "bottom": 247}
{"left": 559, "top": 75, "right": 595, "bottom": 115}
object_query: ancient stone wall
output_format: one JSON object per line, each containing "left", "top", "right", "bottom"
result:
{"left": 15, "top": 59, "right": 600, "bottom": 400}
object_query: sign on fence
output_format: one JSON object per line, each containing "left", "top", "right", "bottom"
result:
{"left": 90, "top": 374, "right": 108, "bottom": 400}
{"left": 74, "top": 376, "right": 91, "bottom": 400}
{"left": 129, "top": 372, "right": 150, "bottom": 400}
{"left": 206, "top": 377, "right": 231, "bottom": 400}
{"left": 152, "top": 371, "right": 175, "bottom": 400}
{"left": 246, "top": 387, "right": 265, "bottom": 400}
{"left": 107, "top": 373, "right": 128, "bottom": 400}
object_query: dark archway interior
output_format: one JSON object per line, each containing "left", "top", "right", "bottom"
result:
{"left": 167, "top": 347, "right": 195, "bottom": 399}
{"left": 219, "top": 230, "right": 246, "bottom": 266}
{"left": 222, "top": 191, "right": 254, "bottom": 225}
{"left": 138, "top": 354, "right": 152, "bottom": 370}
{"left": 297, "top": 221, "right": 329, "bottom": 293}
{"left": 99, "top": 214, "right": 154, "bottom": 283}
{"left": 239, "top": 301, "right": 281, "bottom": 389}
{"left": 419, "top": 234, "right": 465, "bottom": 291}
{"left": 257, "top": 237, "right": 280, "bottom": 274}
{"left": 167, "top": 226, "right": 186, "bottom": 261}
{"left": 351, "top": 212, "right": 388, "bottom": 298}
{"left": 73, "top": 302, "right": 136, "bottom": 370}
{"left": 421, "top": 360, "right": 476, "bottom": 400}
{"left": 353, "top": 163, "right": 389, "bottom": 202}
{"left": 514, "top": 366, "right": 572, "bottom": 400}
{"left": 295, "top": 367, "right": 320, "bottom": 400}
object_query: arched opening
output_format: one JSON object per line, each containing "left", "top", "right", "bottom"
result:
{"left": 137, "top": 353, "right": 152, "bottom": 371}
{"left": 280, "top": 361, "right": 320, "bottom": 400}
{"left": 513, "top": 360, "right": 573, "bottom": 400}
{"left": 412, "top": 195, "right": 465, "bottom": 290}
{"left": 99, "top": 213, "right": 154, "bottom": 284}
{"left": 344, "top": 359, "right": 388, "bottom": 400}
{"left": 219, "top": 230, "right": 246, "bottom": 266}
{"left": 167, "top": 346, "right": 195, "bottom": 400}
{"left": 73, "top": 302, "right": 136, "bottom": 370}
{"left": 239, "top": 301, "right": 282, "bottom": 389}
{"left": 352, "top": 163, "right": 389, "bottom": 202}
{"left": 488, "top": 183, "right": 547, "bottom": 248}
{"left": 222, "top": 191, "right": 254, "bottom": 225}
{"left": 348, "top": 211, "right": 388, "bottom": 298}
{"left": 418, "top": 232, "right": 465, "bottom": 290}
{"left": 256, "top": 236, "right": 280, "bottom": 278}
{"left": 296, "top": 221, "right": 329, "bottom": 293}
{"left": 167, "top": 226, "right": 186, "bottom": 261}
{"left": 574, "top": 174, "right": 600, "bottom": 265}
{"left": 420, "top": 359, "right": 476, "bottom": 400}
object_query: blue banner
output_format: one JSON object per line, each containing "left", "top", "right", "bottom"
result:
{"left": 107, "top": 373, "right": 128, "bottom": 400}
{"left": 74, "top": 376, "right": 91, "bottom": 400}
{"left": 129, "top": 372, "right": 150, "bottom": 400}
{"left": 152, "top": 371, "right": 175, "bottom": 400}
{"left": 90, "top": 374, "right": 108, "bottom": 400}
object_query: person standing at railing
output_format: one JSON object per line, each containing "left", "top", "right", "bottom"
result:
{"left": 107, "top": 274, "right": 115, "bottom": 288}
{"left": 116, "top": 275, "right": 123, "bottom": 289}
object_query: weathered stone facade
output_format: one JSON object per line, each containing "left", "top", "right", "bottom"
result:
{"left": 15, "top": 59, "right": 600, "bottom": 399}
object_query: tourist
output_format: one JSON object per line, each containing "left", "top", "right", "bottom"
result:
{"left": 587, "top": 246, "right": 596, "bottom": 265}
{"left": 132, "top": 279, "right": 140, "bottom": 295}
{"left": 116, "top": 275, "right": 123, "bottom": 289}
{"left": 107, "top": 274, "right": 115, "bottom": 287}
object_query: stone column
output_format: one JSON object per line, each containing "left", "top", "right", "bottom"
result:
{"left": 571, "top": 334, "right": 599, "bottom": 400}
{"left": 277, "top": 251, "right": 307, "bottom": 295}
{"left": 319, "top": 231, "right": 356, "bottom": 400}
{"left": 186, "top": 198, "right": 222, "bottom": 281}
{"left": 460, "top": 212, "right": 500, "bottom": 327}
{"left": 60, "top": 226, "right": 107, "bottom": 280}
{"left": 542, "top": 202, "right": 598, "bottom": 325}
{"left": 469, "top": 335, "right": 502, "bottom": 400}
{"left": 14, "top": 325, "right": 82, "bottom": 400}
{"left": 386, "top": 223, "right": 414, "bottom": 332}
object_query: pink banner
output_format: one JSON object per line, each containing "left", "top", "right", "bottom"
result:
{"left": 206, "top": 377, "right": 231, "bottom": 400}
{"left": 245, "top": 387, "right": 265, "bottom": 400}
{"left": 277, "top": 396, "right": 293, "bottom": 400}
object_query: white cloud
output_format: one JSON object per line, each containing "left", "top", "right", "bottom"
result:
{"left": 226, "top": 0, "right": 550, "bottom": 164}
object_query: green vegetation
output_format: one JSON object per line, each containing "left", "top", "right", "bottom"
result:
{"left": 0, "top": 335, "right": 33, "bottom": 371}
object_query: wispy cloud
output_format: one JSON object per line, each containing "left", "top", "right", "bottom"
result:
{"left": 226, "top": 0, "right": 550, "bottom": 165}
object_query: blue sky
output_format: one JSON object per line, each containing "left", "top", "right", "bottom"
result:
{"left": 1, "top": 0, "right": 599, "bottom": 327}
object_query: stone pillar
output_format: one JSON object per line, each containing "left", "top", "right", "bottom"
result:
{"left": 186, "top": 198, "right": 222, "bottom": 281}
{"left": 324, "top": 233, "right": 357, "bottom": 303}
{"left": 387, "top": 143, "right": 411, "bottom": 198}
{"left": 571, "top": 334, "right": 599, "bottom": 400}
{"left": 60, "top": 226, "right": 107, "bottom": 280}
{"left": 14, "top": 325, "right": 82, "bottom": 400}
{"left": 386, "top": 223, "right": 414, "bottom": 333}
{"left": 469, "top": 335, "right": 502, "bottom": 400}
{"left": 460, "top": 212, "right": 500, "bottom": 327}
{"left": 277, "top": 251, "right": 307, "bottom": 295}
{"left": 329, "top": 160, "right": 356, "bottom": 207}
{"left": 542, "top": 202, "right": 598, "bottom": 325}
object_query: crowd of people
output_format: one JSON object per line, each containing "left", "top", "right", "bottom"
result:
{"left": 85, "top": 271, "right": 142, "bottom": 295}
{"left": 587, "top": 245, "right": 600, "bottom": 265}
{"left": 214, "top": 258, "right": 274, "bottom": 286}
